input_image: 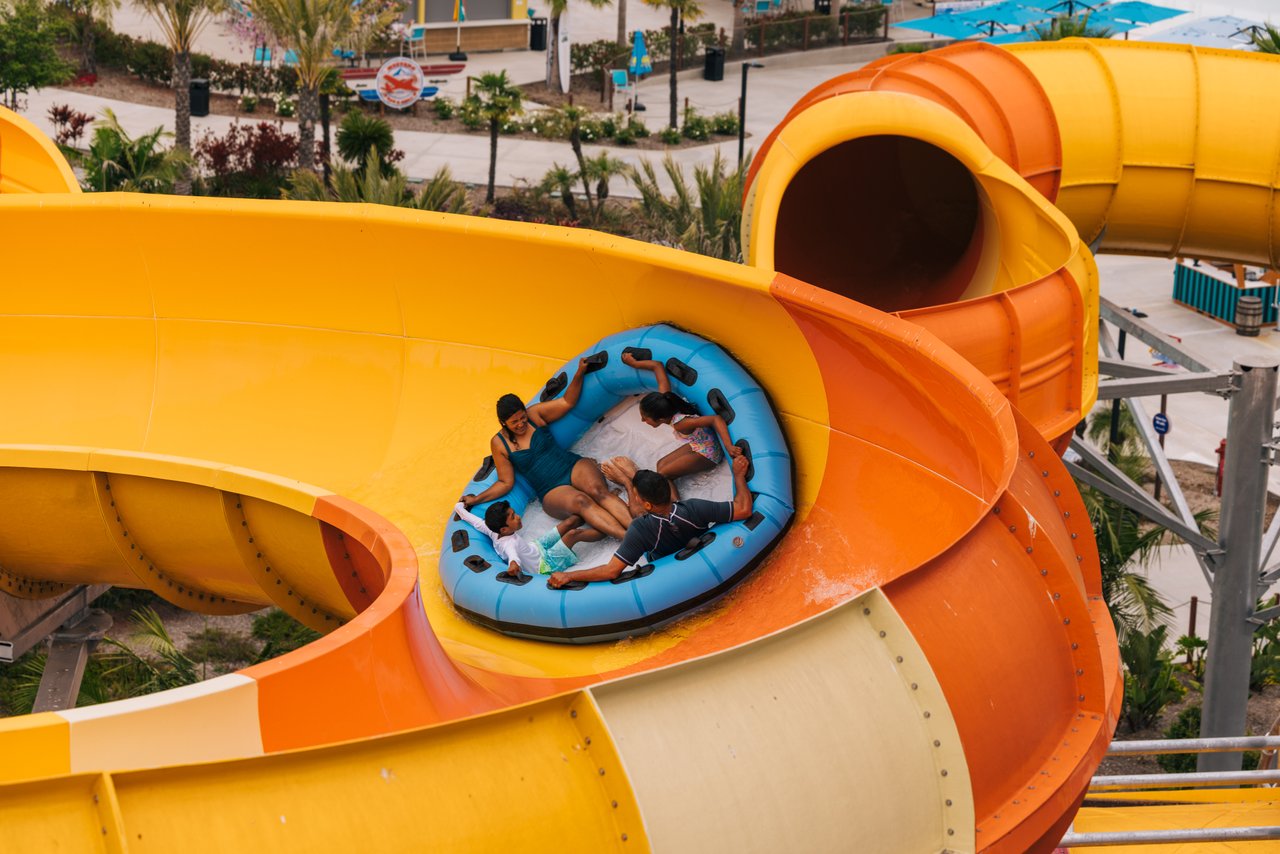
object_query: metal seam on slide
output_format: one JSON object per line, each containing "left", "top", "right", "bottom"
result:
{"left": 569, "top": 692, "right": 651, "bottom": 849}
{"left": 219, "top": 492, "right": 344, "bottom": 632}
{"left": 0, "top": 565, "right": 70, "bottom": 599}
{"left": 94, "top": 472, "right": 239, "bottom": 610}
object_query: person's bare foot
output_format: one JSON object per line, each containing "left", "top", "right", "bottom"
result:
{"left": 600, "top": 459, "right": 629, "bottom": 484}
{"left": 609, "top": 455, "right": 639, "bottom": 479}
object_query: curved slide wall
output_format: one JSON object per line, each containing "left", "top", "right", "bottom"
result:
{"left": 9, "top": 37, "right": 1259, "bottom": 849}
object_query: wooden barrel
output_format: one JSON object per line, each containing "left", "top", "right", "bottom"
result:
{"left": 1235, "top": 295, "right": 1263, "bottom": 336}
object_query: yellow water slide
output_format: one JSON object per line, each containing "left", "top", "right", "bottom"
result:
{"left": 0, "top": 37, "right": 1272, "bottom": 853}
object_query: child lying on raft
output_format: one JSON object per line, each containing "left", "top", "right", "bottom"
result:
{"left": 455, "top": 500, "right": 604, "bottom": 579}
{"left": 620, "top": 350, "right": 741, "bottom": 500}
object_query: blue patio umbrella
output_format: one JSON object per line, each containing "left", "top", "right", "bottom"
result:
{"left": 1096, "top": 0, "right": 1184, "bottom": 25}
{"left": 629, "top": 30, "right": 652, "bottom": 76}
{"left": 897, "top": 14, "right": 984, "bottom": 39}
{"left": 951, "top": 1, "right": 1051, "bottom": 29}
{"left": 985, "top": 28, "right": 1041, "bottom": 44}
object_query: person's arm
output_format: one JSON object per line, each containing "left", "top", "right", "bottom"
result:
{"left": 548, "top": 555, "right": 628, "bottom": 588}
{"left": 454, "top": 501, "right": 496, "bottom": 540}
{"left": 620, "top": 351, "right": 671, "bottom": 393}
{"left": 673, "top": 414, "right": 739, "bottom": 457}
{"left": 528, "top": 357, "right": 591, "bottom": 426}
{"left": 729, "top": 453, "right": 753, "bottom": 521}
{"left": 463, "top": 436, "right": 516, "bottom": 507}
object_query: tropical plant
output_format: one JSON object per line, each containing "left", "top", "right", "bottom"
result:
{"left": 245, "top": 0, "right": 355, "bottom": 172}
{"left": 540, "top": 163, "right": 580, "bottom": 221}
{"left": 583, "top": 150, "right": 626, "bottom": 206}
{"left": 642, "top": 0, "right": 702, "bottom": 129}
{"left": 1175, "top": 633, "right": 1207, "bottom": 683}
{"left": 558, "top": 104, "right": 596, "bottom": 214}
{"left": 629, "top": 149, "right": 748, "bottom": 261}
{"left": 251, "top": 607, "right": 322, "bottom": 657}
{"left": 1156, "top": 704, "right": 1263, "bottom": 773}
{"left": 545, "top": 0, "right": 613, "bottom": 94}
{"left": 193, "top": 119, "right": 298, "bottom": 197}
{"left": 472, "top": 70, "right": 523, "bottom": 204}
{"left": 336, "top": 110, "right": 395, "bottom": 174}
{"left": 1251, "top": 23, "right": 1280, "bottom": 53}
{"left": 286, "top": 148, "right": 468, "bottom": 212}
{"left": 1120, "top": 624, "right": 1184, "bottom": 731}
{"left": 78, "top": 108, "right": 192, "bottom": 193}
{"left": 134, "top": 0, "right": 225, "bottom": 194}
{"left": 0, "top": 0, "right": 71, "bottom": 110}
{"left": 63, "top": 0, "right": 122, "bottom": 74}
{"left": 1034, "top": 12, "right": 1112, "bottom": 40}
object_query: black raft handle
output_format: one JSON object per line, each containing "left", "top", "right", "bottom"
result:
{"left": 496, "top": 571, "right": 532, "bottom": 586}
{"left": 473, "top": 455, "right": 496, "bottom": 481}
{"left": 707, "top": 388, "right": 735, "bottom": 426}
{"left": 540, "top": 372, "right": 568, "bottom": 402}
{"left": 622, "top": 346, "right": 652, "bottom": 362}
{"left": 582, "top": 351, "right": 608, "bottom": 372}
{"left": 744, "top": 511, "right": 765, "bottom": 531}
{"left": 610, "top": 564, "right": 655, "bottom": 584}
{"left": 548, "top": 578, "right": 587, "bottom": 591}
{"left": 665, "top": 357, "right": 698, "bottom": 386}
{"left": 451, "top": 530, "right": 470, "bottom": 553}
{"left": 463, "top": 555, "right": 491, "bottom": 573}
{"left": 675, "top": 531, "right": 716, "bottom": 560}
{"left": 735, "top": 439, "right": 754, "bottom": 482}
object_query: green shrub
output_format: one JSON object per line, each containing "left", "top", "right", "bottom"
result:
{"left": 598, "top": 114, "right": 619, "bottom": 138}
{"left": 711, "top": 111, "right": 739, "bottom": 136}
{"left": 1120, "top": 625, "right": 1184, "bottom": 731}
{"left": 275, "top": 97, "right": 295, "bottom": 118}
{"left": 659, "top": 126, "right": 681, "bottom": 145}
{"left": 889, "top": 42, "right": 930, "bottom": 54}
{"left": 125, "top": 38, "right": 172, "bottom": 85}
{"left": 614, "top": 127, "right": 636, "bottom": 146}
{"left": 682, "top": 109, "right": 711, "bottom": 141}
{"left": 626, "top": 117, "right": 650, "bottom": 138}
{"left": 432, "top": 96, "right": 455, "bottom": 119}
{"left": 251, "top": 608, "right": 321, "bottom": 657}
{"left": 1158, "top": 705, "right": 1260, "bottom": 773}
{"left": 239, "top": 95, "right": 258, "bottom": 113}
{"left": 458, "top": 95, "right": 485, "bottom": 130}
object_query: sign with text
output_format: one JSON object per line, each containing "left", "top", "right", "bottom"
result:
{"left": 1153, "top": 412, "right": 1171, "bottom": 435}
{"left": 376, "top": 57, "right": 425, "bottom": 110}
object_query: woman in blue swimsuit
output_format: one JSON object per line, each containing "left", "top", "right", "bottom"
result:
{"left": 462, "top": 358, "right": 633, "bottom": 540}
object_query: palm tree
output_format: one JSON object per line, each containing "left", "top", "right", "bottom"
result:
{"left": 546, "top": 0, "right": 613, "bottom": 94}
{"left": 642, "top": 0, "right": 703, "bottom": 129}
{"left": 540, "top": 163, "right": 580, "bottom": 220}
{"left": 135, "top": 0, "right": 225, "bottom": 195}
{"left": 616, "top": 0, "right": 627, "bottom": 45}
{"left": 559, "top": 104, "right": 595, "bottom": 214}
{"left": 78, "top": 109, "right": 192, "bottom": 193}
{"left": 246, "top": 0, "right": 354, "bottom": 172}
{"left": 1252, "top": 23, "right": 1280, "bottom": 53}
{"left": 629, "top": 149, "right": 748, "bottom": 260}
{"left": 583, "top": 151, "right": 626, "bottom": 206}
{"left": 1034, "top": 12, "right": 1112, "bottom": 40}
{"left": 473, "top": 71, "right": 523, "bottom": 204}
{"left": 65, "top": 0, "right": 121, "bottom": 75}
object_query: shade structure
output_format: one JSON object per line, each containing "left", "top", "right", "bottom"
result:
{"left": 985, "top": 28, "right": 1040, "bottom": 43}
{"left": 896, "top": 13, "right": 983, "bottom": 38}
{"left": 952, "top": 1, "right": 1050, "bottom": 28}
{"left": 1097, "top": 0, "right": 1184, "bottom": 25}
{"left": 1141, "top": 15, "right": 1263, "bottom": 49}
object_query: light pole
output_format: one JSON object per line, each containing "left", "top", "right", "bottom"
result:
{"left": 738, "top": 61, "right": 764, "bottom": 168}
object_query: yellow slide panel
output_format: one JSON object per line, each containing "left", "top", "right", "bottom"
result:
{"left": 590, "top": 589, "right": 975, "bottom": 854}
{"left": 29, "top": 692, "right": 646, "bottom": 853}
{"left": 0, "top": 107, "right": 79, "bottom": 194}
{"left": 1011, "top": 40, "right": 1280, "bottom": 266}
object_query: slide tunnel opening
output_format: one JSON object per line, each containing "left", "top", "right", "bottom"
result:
{"left": 775, "top": 136, "right": 985, "bottom": 313}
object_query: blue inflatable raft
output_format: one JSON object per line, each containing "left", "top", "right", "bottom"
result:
{"left": 439, "top": 324, "right": 794, "bottom": 643}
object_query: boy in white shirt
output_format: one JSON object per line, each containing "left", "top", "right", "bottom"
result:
{"left": 454, "top": 499, "right": 604, "bottom": 579}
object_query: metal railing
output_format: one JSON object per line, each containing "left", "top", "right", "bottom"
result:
{"left": 1058, "top": 736, "right": 1280, "bottom": 848}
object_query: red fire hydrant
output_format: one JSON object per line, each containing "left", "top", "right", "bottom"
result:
{"left": 1216, "top": 439, "right": 1227, "bottom": 496}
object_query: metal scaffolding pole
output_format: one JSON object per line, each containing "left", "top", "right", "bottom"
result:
{"left": 1199, "top": 358, "right": 1280, "bottom": 771}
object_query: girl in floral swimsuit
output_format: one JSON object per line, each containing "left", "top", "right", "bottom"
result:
{"left": 463, "top": 358, "right": 634, "bottom": 540}
{"left": 619, "top": 351, "right": 740, "bottom": 499}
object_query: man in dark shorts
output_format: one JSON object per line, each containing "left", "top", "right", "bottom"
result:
{"left": 547, "top": 454, "right": 753, "bottom": 588}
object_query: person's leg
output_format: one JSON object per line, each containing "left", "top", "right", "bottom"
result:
{"left": 542, "top": 485, "right": 628, "bottom": 540}
{"left": 571, "top": 458, "right": 634, "bottom": 530}
{"left": 562, "top": 526, "right": 605, "bottom": 548}
{"left": 656, "top": 446, "right": 716, "bottom": 499}
{"left": 554, "top": 513, "right": 584, "bottom": 537}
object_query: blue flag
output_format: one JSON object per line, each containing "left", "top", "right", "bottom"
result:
{"left": 629, "top": 31, "right": 652, "bottom": 76}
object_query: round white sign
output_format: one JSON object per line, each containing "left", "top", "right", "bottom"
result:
{"left": 375, "top": 57, "right": 425, "bottom": 110}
